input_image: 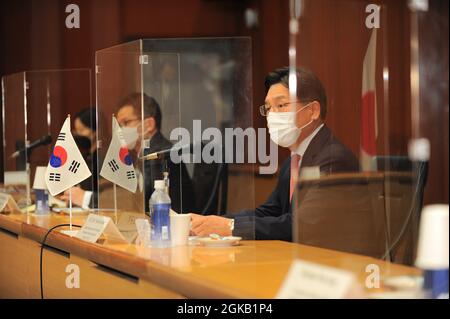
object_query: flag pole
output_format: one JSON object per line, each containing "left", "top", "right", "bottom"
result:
{"left": 67, "top": 114, "right": 73, "bottom": 231}
{"left": 112, "top": 114, "right": 118, "bottom": 223}
{"left": 113, "top": 183, "right": 117, "bottom": 222}
{"left": 69, "top": 187, "right": 73, "bottom": 231}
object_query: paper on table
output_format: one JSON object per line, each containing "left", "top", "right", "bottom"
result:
{"left": 75, "top": 213, "right": 129, "bottom": 244}
{"left": 49, "top": 195, "right": 67, "bottom": 208}
{"left": 52, "top": 207, "right": 89, "bottom": 214}
{"left": 21, "top": 205, "right": 36, "bottom": 213}
{"left": 60, "top": 229, "right": 80, "bottom": 237}
{"left": 276, "top": 259, "right": 364, "bottom": 299}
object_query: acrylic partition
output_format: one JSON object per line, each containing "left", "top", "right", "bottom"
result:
{"left": 96, "top": 37, "right": 256, "bottom": 240}
{"left": 2, "top": 69, "right": 92, "bottom": 208}
{"left": 289, "top": 0, "right": 446, "bottom": 278}
{"left": 1, "top": 72, "right": 29, "bottom": 207}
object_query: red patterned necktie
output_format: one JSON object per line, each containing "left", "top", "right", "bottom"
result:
{"left": 290, "top": 154, "right": 301, "bottom": 202}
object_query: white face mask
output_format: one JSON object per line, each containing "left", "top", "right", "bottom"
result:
{"left": 267, "top": 103, "right": 313, "bottom": 148}
{"left": 121, "top": 126, "right": 139, "bottom": 150}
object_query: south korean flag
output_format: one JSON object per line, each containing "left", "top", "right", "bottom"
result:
{"left": 45, "top": 116, "right": 92, "bottom": 196}
{"left": 100, "top": 116, "right": 137, "bottom": 193}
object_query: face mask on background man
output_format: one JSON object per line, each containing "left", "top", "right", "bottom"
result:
{"left": 267, "top": 103, "right": 313, "bottom": 148}
{"left": 121, "top": 126, "right": 139, "bottom": 150}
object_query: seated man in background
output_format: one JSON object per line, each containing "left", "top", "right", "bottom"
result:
{"left": 60, "top": 94, "right": 195, "bottom": 214}
{"left": 190, "top": 67, "right": 359, "bottom": 241}
{"left": 116, "top": 93, "right": 195, "bottom": 213}
{"left": 59, "top": 107, "right": 99, "bottom": 208}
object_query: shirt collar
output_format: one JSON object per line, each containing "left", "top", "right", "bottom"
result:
{"left": 293, "top": 123, "right": 324, "bottom": 157}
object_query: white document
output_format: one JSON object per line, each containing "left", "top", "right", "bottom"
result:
{"left": 75, "top": 213, "right": 129, "bottom": 244}
{"left": 276, "top": 259, "right": 360, "bottom": 299}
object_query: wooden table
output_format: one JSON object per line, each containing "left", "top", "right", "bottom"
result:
{"left": 0, "top": 210, "right": 421, "bottom": 299}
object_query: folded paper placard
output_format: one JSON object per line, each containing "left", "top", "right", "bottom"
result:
{"left": 116, "top": 212, "right": 144, "bottom": 243}
{"left": 60, "top": 229, "right": 80, "bottom": 237}
{"left": 116, "top": 212, "right": 143, "bottom": 232}
{"left": 75, "top": 213, "right": 129, "bottom": 244}
{"left": 0, "top": 193, "right": 21, "bottom": 214}
{"left": 276, "top": 259, "right": 363, "bottom": 299}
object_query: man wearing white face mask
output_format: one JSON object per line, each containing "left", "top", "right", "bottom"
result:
{"left": 190, "top": 67, "right": 359, "bottom": 240}
{"left": 116, "top": 93, "right": 196, "bottom": 213}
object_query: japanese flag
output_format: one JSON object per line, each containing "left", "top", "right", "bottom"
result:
{"left": 45, "top": 116, "right": 92, "bottom": 196}
{"left": 360, "top": 28, "right": 378, "bottom": 171}
{"left": 99, "top": 116, "right": 137, "bottom": 193}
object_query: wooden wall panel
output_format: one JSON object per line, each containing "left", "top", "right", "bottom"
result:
{"left": 417, "top": 0, "right": 449, "bottom": 204}
{"left": 288, "top": 0, "right": 447, "bottom": 204}
{"left": 295, "top": 0, "right": 411, "bottom": 157}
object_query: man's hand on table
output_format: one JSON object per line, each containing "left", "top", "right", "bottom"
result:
{"left": 58, "top": 186, "right": 85, "bottom": 207}
{"left": 190, "top": 213, "right": 233, "bottom": 237}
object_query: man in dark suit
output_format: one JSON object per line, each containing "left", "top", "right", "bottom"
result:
{"left": 116, "top": 93, "right": 195, "bottom": 213}
{"left": 142, "top": 129, "right": 196, "bottom": 213}
{"left": 190, "top": 67, "right": 359, "bottom": 241}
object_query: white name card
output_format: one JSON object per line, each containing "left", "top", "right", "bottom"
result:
{"left": 116, "top": 212, "right": 143, "bottom": 232}
{"left": 276, "top": 260, "right": 362, "bottom": 299}
{"left": 75, "top": 213, "right": 129, "bottom": 244}
{"left": 116, "top": 212, "right": 144, "bottom": 244}
{"left": 0, "top": 193, "right": 21, "bottom": 213}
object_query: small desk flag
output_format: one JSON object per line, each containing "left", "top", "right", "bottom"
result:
{"left": 45, "top": 116, "right": 92, "bottom": 196}
{"left": 360, "top": 28, "right": 378, "bottom": 171}
{"left": 100, "top": 116, "right": 137, "bottom": 193}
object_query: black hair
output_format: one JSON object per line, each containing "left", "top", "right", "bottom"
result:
{"left": 118, "top": 93, "right": 162, "bottom": 130}
{"left": 264, "top": 67, "right": 327, "bottom": 119}
{"left": 74, "top": 107, "right": 96, "bottom": 131}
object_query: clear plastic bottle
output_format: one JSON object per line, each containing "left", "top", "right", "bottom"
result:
{"left": 149, "top": 180, "right": 171, "bottom": 247}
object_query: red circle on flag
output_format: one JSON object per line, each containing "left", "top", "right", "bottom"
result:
{"left": 50, "top": 145, "right": 67, "bottom": 168}
{"left": 119, "top": 147, "right": 132, "bottom": 166}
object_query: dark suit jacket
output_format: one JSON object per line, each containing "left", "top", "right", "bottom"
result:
{"left": 79, "top": 150, "right": 99, "bottom": 208}
{"left": 144, "top": 131, "right": 196, "bottom": 213}
{"left": 229, "top": 125, "right": 359, "bottom": 241}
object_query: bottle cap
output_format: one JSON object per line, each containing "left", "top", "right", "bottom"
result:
{"left": 154, "top": 180, "right": 165, "bottom": 189}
